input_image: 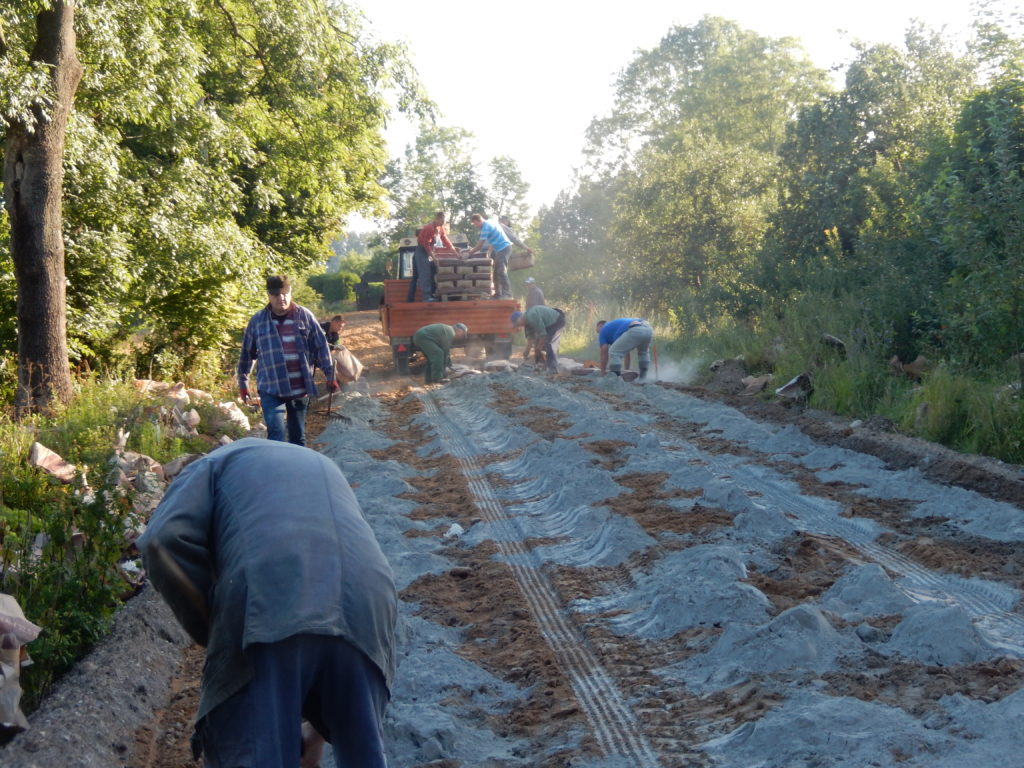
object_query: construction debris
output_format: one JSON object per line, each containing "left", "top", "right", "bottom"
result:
{"left": 821, "top": 334, "right": 847, "bottom": 354}
{"left": 775, "top": 372, "right": 813, "bottom": 402}
{"left": 161, "top": 454, "right": 203, "bottom": 481}
{"left": 27, "top": 443, "right": 76, "bottom": 484}
{"left": 890, "top": 355, "right": 930, "bottom": 381}
{"left": 740, "top": 374, "right": 773, "bottom": 396}
{"left": 484, "top": 360, "right": 518, "bottom": 372}
{"left": 0, "top": 594, "right": 41, "bottom": 744}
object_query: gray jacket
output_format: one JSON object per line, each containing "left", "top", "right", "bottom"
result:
{"left": 139, "top": 438, "right": 397, "bottom": 723}
{"left": 526, "top": 283, "right": 545, "bottom": 309}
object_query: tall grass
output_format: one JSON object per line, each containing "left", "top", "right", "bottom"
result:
{"left": 550, "top": 290, "right": 1024, "bottom": 465}
{"left": 0, "top": 373, "right": 238, "bottom": 710}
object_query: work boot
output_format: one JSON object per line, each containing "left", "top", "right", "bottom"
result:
{"left": 608, "top": 364, "right": 622, "bottom": 376}
{"left": 638, "top": 365, "right": 649, "bottom": 381}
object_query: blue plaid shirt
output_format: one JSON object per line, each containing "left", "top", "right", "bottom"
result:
{"left": 237, "top": 304, "right": 333, "bottom": 398}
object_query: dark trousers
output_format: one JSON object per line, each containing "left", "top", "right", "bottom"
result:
{"left": 491, "top": 245, "right": 512, "bottom": 299}
{"left": 542, "top": 310, "right": 566, "bottom": 372}
{"left": 406, "top": 245, "right": 435, "bottom": 301}
{"left": 198, "top": 634, "right": 389, "bottom": 768}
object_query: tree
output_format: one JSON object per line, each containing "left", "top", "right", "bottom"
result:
{"left": 763, "top": 25, "right": 977, "bottom": 308}
{"left": 577, "top": 16, "right": 828, "bottom": 315}
{"left": 612, "top": 132, "right": 777, "bottom": 320}
{"left": 487, "top": 155, "right": 530, "bottom": 225}
{"left": 1, "top": 0, "right": 428, "bottom": 390}
{"left": 382, "top": 123, "right": 490, "bottom": 244}
{"left": 536, "top": 180, "right": 615, "bottom": 304}
{"left": 925, "top": 77, "right": 1024, "bottom": 368}
{"left": 2, "top": 1, "right": 81, "bottom": 412}
{"left": 585, "top": 16, "right": 828, "bottom": 172}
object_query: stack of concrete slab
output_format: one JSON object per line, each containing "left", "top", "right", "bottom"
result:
{"left": 434, "top": 255, "right": 493, "bottom": 299}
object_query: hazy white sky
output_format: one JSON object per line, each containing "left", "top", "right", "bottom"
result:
{"left": 351, "top": 0, "right": 977, "bottom": 221}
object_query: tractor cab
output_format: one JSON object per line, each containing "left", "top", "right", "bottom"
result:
{"left": 396, "top": 236, "right": 416, "bottom": 279}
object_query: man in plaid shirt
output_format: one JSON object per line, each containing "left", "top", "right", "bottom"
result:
{"left": 238, "top": 275, "right": 336, "bottom": 445}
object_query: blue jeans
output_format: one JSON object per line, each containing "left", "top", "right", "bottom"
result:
{"left": 406, "top": 245, "right": 435, "bottom": 301}
{"left": 260, "top": 392, "right": 309, "bottom": 446}
{"left": 196, "top": 634, "right": 389, "bottom": 768}
{"left": 491, "top": 246, "right": 512, "bottom": 299}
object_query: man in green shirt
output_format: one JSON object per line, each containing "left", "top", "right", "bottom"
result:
{"left": 512, "top": 306, "right": 565, "bottom": 374}
{"left": 412, "top": 322, "right": 469, "bottom": 384}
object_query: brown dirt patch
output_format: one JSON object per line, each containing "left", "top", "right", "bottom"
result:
{"left": 894, "top": 535, "right": 1024, "bottom": 594}
{"left": 580, "top": 439, "right": 635, "bottom": 471}
{"left": 131, "top": 644, "right": 203, "bottom": 768}
{"left": 402, "top": 541, "right": 594, "bottom": 765}
{"left": 745, "top": 532, "right": 863, "bottom": 614}
{"left": 602, "top": 471, "right": 731, "bottom": 538}
{"left": 823, "top": 656, "right": 1024, "bottom": 715}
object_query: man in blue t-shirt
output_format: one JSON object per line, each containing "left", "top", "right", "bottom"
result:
{"left": 468, "top": 213, "right": 517, "bottom": 299}
{"left": 597, "top": 317, "right": 654, "bottom": 380}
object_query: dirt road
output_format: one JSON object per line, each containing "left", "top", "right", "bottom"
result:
{"left": 6, "top": 310, "right": 1024, "bottom": 768}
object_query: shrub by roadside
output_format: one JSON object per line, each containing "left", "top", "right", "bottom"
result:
{"left": 0, "top": 375, "right": 257, "bottom": 718}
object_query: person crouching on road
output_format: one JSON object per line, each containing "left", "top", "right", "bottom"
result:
{"left": 413, "top": 322, "right": 469, "bottom": 384}
{"left": 597, "top": 318, "right": 654, "bottom": 380}
{"left": 139, "top": 438, "right": 397, "bottom": 768}
{"left": 238, "top": 275, "right": 337, "bottom": 446}
{"left": 522, "top": 276, "right": 545, "bottom": 359}
{"left": 319, "top": 314, "right": 346, "bottom": 348}
{"left": 512, "top": 306, "right": 565, "bottom": 374}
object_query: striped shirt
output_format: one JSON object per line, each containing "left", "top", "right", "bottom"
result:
{"left": 479, "top": 220, "right": 512, "bottom": 252}
{"left": 273, "top": 313, "right": 305, "bottom": 396}
{"left": 238, "top": 303, "right": 333, "bottom": 398}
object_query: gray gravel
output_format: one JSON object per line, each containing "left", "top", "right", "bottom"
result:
{"left": 1, "top": 588, "right": 189, "bottom": 768}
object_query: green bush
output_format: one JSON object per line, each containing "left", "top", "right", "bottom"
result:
{"left": 307, "top": 271, "right": 360, "bottom": 304}
{"left": 0, "top": 422, "right": 135, "bottom": 710}
{"left": 0, "top": 375, "right": 244, "bottom": 710}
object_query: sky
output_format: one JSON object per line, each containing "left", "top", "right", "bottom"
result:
{"left": 349, "top": 0, "right": 978, "bottom": 224}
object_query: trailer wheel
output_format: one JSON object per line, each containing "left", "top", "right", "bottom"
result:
{"left": 393, "top": 348, "right": 410, "bottom": 376}
{"left": 484, "top": 339, "right": 513, "bottom": 361}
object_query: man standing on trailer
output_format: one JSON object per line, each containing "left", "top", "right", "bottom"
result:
{"left": 498, "top": 215, "right": 531, "bottom": 254}
{"left": 407, "top": 211, "right": 454, "bottom": 303}
{"left": 468, "top": 213, "right": 518, "bottom": 300}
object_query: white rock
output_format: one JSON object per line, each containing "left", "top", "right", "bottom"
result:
{"left": 28, "top": 442, "right": 77, "bottom": 483}
{"left": 443, "top": 523, "right": 465, "bottom": 539}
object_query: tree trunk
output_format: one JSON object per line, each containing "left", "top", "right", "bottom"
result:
{"left": 3, "top": 4, "right": 82, "bottom": 414}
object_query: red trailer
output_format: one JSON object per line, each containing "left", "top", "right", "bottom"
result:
{"left": 380, "top": 237, "right": 519, "bottom": 374}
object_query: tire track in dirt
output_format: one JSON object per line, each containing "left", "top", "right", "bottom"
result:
{"left": 419, "top": 391, "right": 664, "bottom": 767}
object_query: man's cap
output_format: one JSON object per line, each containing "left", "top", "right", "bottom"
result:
{"left": 452, "top": 322, "right": 469, "bottom": 334}
{"left": 266, "top": 275, "right": 291, "bottom": 295}
{"left": 524, "top": 277, "right": 535, "bottom": 284}
{"left": 510, "top": 311, "right": 523, "bottom": 326}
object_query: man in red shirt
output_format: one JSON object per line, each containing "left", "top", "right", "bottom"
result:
{"left": 407, "top": 211, "right": 454, "bottom": 302}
